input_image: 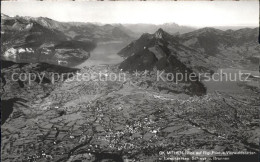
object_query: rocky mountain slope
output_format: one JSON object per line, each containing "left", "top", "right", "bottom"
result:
{"left": 118, "top": 29, "right": 214, "bottom": 96}
{"left": 118, "top": 28, "right": 213, "bottom": 73}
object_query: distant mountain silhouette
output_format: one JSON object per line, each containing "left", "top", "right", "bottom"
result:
{"left": 122, "top": 23, "right": 195, "bottom": 36}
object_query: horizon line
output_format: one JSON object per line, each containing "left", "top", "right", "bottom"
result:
{"left": 1, "top": 12, "right": 258, "bottom": 28}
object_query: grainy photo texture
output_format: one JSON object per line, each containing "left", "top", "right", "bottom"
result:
{"left": 1, "top": 1, "right": 259, "bottom": 162}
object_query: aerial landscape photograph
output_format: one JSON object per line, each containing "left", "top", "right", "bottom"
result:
{"left": 1, "top": 1, "right": 259, "bottom": 162}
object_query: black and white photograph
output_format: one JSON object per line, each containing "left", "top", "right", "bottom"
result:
{"left": 1, "top": 1, "right": 259, "bottom": 161}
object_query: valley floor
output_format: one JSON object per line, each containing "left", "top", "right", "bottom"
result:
{"left": 1, "top": 65, "right": 259, "bottom": 162}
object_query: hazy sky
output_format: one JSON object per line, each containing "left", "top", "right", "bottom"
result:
{"left": 2, "top": 1, "right": 259, "bottom": 27}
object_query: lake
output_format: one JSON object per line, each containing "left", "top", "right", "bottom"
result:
{"left": 203, "top": 68, "right": 259, "bottom": 93}
{"left": 77, "top": 44, "right": 259, "bottom": 94}
{"left": 76, "top": 41, "right": 130, "bottom": 68}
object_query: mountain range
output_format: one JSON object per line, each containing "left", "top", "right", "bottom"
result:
{"left": 1, "top": 14, "right": 133, "bottom": 66}
{"left": 122, "top": 23, "right": 195, "bottom": 36}
{"left": 119, "top": 27, "right": 259, "bottom": 73}
{"left": 118, "top": 27, "right": 259, "bottom": 95}
{"left": 2, "top": 13, "right": 259, "bottom": 70}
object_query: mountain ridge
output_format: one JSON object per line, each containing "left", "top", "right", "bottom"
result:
{"left": 1, "top": 14, "right": 135, "bottom": 67}
{"left": 119, "top": 27, "right": 259, "bottom": 71}
{"left": 118, "top": 27, "right": 259, "bottom": 95}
